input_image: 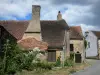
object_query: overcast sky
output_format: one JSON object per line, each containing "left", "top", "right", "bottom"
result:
{"left": 0, "top": 0, "right": 100, "bottom": 32}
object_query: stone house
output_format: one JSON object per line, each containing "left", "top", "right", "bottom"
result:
{"left": 85, "top": 31, "right": 100, "bottom": 59}
{"left": 41, "top": 19, "right": 70, "bottom": 62}
{"left": 0, "top": 5, "right": 70, "bottom": 62}
{"left": 22, "top": 5, "right": 70, "bottom": 62}
{"left": 0, "top": 5, "right": 85, "bottom": 62}
{"left": 70, "top": 26, "right": 85, "bottom": 62}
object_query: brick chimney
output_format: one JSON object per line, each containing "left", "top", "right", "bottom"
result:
{"left": 57, "top": 11, "right": 62, "bottom": 20}
{"left": 26, "top": 5, "right": 41, "bottom": 32}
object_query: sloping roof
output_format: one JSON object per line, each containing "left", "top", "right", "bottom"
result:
{"left": 0, "top": 19, "right": 69, "bottom": 48}
{"left": 18, "top": 37, "right": 48, "bottom": 50}
{"left": 0, "top": 20, "right": 29, "bottom": 40}
{"left": 41, "top": 19, "right": 69, "bottom": 49}
{"left": 92, "top": 31, "right": 100, "bottom": 39}
{"left": 70, "top": 26, "right": 83, "bottom": 40}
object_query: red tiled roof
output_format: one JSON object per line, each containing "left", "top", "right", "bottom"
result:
{"left": 70, "top": 26, "right": 83, "bottom": 40}
{"left": 18, "top": 37, "right": 48, "bottom": 50}
{"left": 0, "top": 20, "right": 29, "bottom": 40}
{"left": 0, "top": 20, "right": 69, "bottom": 49}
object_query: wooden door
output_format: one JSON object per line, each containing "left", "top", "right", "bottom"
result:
{"left": 48, "top": 50, "right": 56, "bottom": 62}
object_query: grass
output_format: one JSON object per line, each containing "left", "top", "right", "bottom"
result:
{"left": 16, "top": 62, "right": 89, "bottom": 75}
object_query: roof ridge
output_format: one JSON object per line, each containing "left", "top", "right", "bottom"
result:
{"left": 70, "top": 26, "right": 81, "bottom": 27}
{"left": 92, "top": 30, "right": 100, "bottom": 32}
{"left": 0, "top": 20, "right": 29, "bottom": 22}
{"left": 40, "top": 19, "right": 65, "bottom": 22}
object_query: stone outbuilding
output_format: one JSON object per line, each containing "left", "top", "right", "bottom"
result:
{"left": 69, "top": 26, "right": 85, "bottom": 62}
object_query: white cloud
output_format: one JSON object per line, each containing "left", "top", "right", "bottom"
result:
{"left": 0, "top": 0, "right": 49, "bottom": 20}
{"left": 0, "top": 0, "right": 99, "bottom": 32}
{"left": 75, "top": 24, "right": 99, "bottom": 35}
{"left": 80, "top": 24, "right": 96, "bottom": 31}
{"left": 62, "top": 4, "right": 94, "bottom": 25}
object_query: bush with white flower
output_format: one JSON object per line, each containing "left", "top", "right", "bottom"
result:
{"left": 28, "top": 47, "right": 45, "bottom": 62}
{"left": 33, "top": 47, "right": 40, "bottom": 52}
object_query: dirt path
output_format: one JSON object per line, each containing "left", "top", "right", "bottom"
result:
{"left": 71, "top": 60, "right": 100, "bottom": 75}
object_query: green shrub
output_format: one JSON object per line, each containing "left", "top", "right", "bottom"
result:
{"left": 55, "top": 56, "right": 61, "bottom": 67}
{"left": 0, "top": 62, "right": 4, "bottom": 75}
{"left": 6, "top": 60, "right": 18, "bottom": 74}
{"left": 0, "top": 39, "right": 24, "bottom": 75}
{"left": 70, "top": 53, "right": 75, "bottom": 60}
{"left": 64, "top": 59, "right": 74, "bottom": 67}
{"left": 0, "top": 39, "right": 53, "bottom": 74}
{"left": 34, "top": 62, "right": 54, "bottom": 70}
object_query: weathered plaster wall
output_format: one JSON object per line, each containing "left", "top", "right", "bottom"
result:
{"left": 86, "top": 31, "right": 98, "bottom": 57}
{"left": 56, "top": 50, "right": 62, "bottom": 61}
{"left": 70, "top": 40, "right": 84, "bottom": 62}
{"left": 56, "top": 50, "right": 66, "bottom": 64}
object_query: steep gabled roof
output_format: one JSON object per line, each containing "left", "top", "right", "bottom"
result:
{"left": 0, "top": 20, "right": 29, "bottom": 40}
{"left": 0, "top": 19, "right": 69, "bottom": 47}
{"left": 41, "top": 19, "right": 69, "bottom": 49}
{"left": 92, "top": 31, "right": 100, "bottom": 39}
{"left": 70, "top": 26, "right": 83, "bottom": 40}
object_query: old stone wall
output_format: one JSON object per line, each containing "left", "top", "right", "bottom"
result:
{"left": 70, "top": 40, "right": 85, "bottom": 62}
{"left": 98, "top": 40, "right": 100, "bottom": 59}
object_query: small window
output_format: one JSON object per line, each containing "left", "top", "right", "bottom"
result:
{"left": 88, "top": 42, "right": 90, "bottom": 48}
{"left": 70, "top": 44, "right": 74, "bottom": 51}
{"left": 0, "top": 27, "right": 1, "bottom": 36}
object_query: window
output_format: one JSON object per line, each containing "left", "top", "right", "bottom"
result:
{"left": 48, "top": 50, "right": 56, "bottom": 62}
{"left": 88, "top": 42, "right": 90, "bottom": 48}
{"left": 85, "top": 32, "right": 89, "bottom": 38}
{"left": 0, "top": 27, "right": 1, "bottom": 37}
{"left": 70, "top": 44, "right": 74, "bottom": 51}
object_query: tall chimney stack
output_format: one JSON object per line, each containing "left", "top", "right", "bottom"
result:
{"left": 24, "top": 5, "right": 41, "bottom": 41}
{"left": 57, "top": 11, "right": 62, "bottom": 20}
{"left": 26, "top": 5, "right": 41, "bottom": 32}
